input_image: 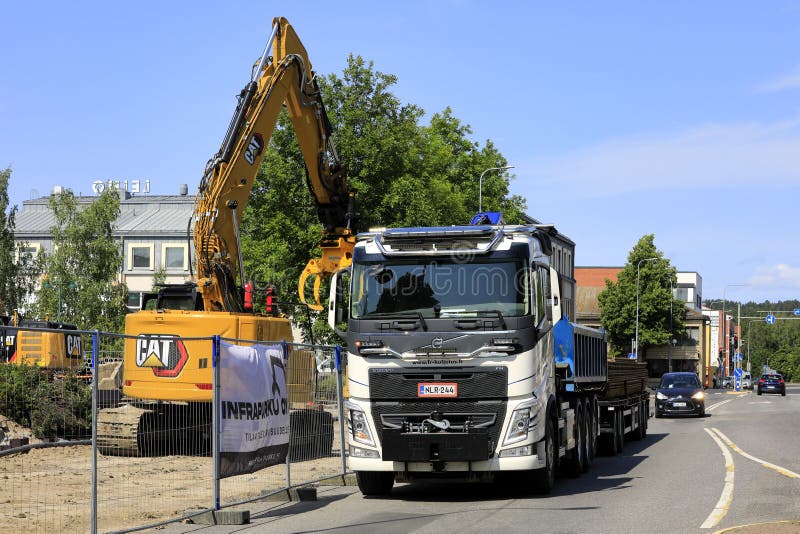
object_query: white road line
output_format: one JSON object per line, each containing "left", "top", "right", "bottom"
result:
{"left": 706, "top": 398, "right": 734, "bottom": 412}
{"left": 712, "top": 428, "right": 800, "bottom": 479}
{"left": 701, "top": 428, "right": 735, "bottom": 529}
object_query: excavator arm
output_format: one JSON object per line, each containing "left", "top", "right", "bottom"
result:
{"left": 194, "top": 16, "right": 356, "bottom": 313}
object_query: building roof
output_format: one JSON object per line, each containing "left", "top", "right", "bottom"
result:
{"left": 15, "top": 192, "right": 195, "bottom": 238}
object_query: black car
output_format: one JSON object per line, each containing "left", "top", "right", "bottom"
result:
{"left": 655, "top": 372, "right": 705, "bottom": 418}
{"left": 757, "top": 373, "right": 786, "bottom": 396}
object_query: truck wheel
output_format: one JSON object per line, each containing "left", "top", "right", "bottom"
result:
{"left": 356, "top": 471, "right": 394, "bottom": 497}
{"left": 581, "top": 398, "right": 593, "bottom": 473}
{"left": 587, "top": 396, "right": 598, "bottom": 461}
{"left": 532, "top": 417, "right": 556, "bottom": 494}
{"left": 632, "top": 402, "right": 645, "bottom": 441}
{"left": 640, "top": 399, "right": 648, "bottom": 438}
{"left": 612, "top": 410, "right": 624, "bottom": 454}
{"left": 565, "top": 401, "right": 585, "bottom": 477}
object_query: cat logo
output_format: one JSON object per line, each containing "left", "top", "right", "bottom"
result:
{"left": 65, "top": 334, "right": 83, "bottom": 359}
{"left": 135, "top": 334, "right": 189, "bottom": 378}
{"left": 244, "top": 133, "right": 264, "bottom": 165}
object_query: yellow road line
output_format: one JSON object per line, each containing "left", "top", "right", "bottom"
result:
{"left": 701, "top": 428, "right": 735, "bottom": 529}
{"left": 712, "top": 428, "right": 800, "bottom": 479}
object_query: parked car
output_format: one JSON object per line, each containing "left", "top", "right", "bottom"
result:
{"left": 721, "top": 376, "right": 733, "bottom": 389}
{"left": 742, "top": 372, "right": 753, "bottom": 390}
{"left": 757, "top": 373, "right": 786, "bottom": 396}
{"left": 655, "top": 372, "right": 706, "bottom": 418}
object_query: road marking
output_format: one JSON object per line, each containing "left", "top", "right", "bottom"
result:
{"left": 701, "top": 428, "right": 735, "bottom": 529}
{"left": 711, "top": 428, "right": 800, "bottom": 479}
{"left": 706, "top": 399, "right": 734, "bottom": 412}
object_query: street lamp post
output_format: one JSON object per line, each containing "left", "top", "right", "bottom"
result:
{"left": 477, "top": 165, "right": 514, "bottom": 212}
{"left": 722, "top": 284, "right": 746, "bottom": 388}
{"left": 666, "top": 277, "right": 674, "bottom": 372}
{"left": 43, "top": 277, "right": 77, "bottom": 322}
{"left": 634, "top": 257, "right": 658, "bottom": 361}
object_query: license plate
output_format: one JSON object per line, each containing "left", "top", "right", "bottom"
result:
{"left": 418, "top": 382, "right": 458, "bottom": 398}
{"left": 673, "top": 402, "right": 687, "bottom": 407}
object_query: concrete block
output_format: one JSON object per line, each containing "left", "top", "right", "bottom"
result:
{"left": 191, "top": 509, "right": 250, "bottom": 525}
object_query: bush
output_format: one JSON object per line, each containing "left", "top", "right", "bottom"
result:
{"left": 0, "top": 364, "right": 92, "bottom": 440}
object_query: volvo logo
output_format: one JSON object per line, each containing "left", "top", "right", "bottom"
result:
{"left": 431, "top": 338, "right": 444, "bottom": 349}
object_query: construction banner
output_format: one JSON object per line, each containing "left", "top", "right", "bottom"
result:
{"left": 218, "top": 341, "right": 290, "bottom": 478}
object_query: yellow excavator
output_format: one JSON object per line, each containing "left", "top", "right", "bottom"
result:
{"left": 97, "top": 17, "right": 356, "bottom": 456}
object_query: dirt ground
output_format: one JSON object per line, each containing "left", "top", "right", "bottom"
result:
{"left": 0, "top": 415, "right": 346, "bottom": 533}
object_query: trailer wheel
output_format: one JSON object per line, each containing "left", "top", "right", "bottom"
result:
{"left": 565, "top": 400, "right": 585, "bottom": 477}
{"left": 640, "top": 399, "right": 648, "bottom": 438}
{"left": 581, "top": 398, "right": 592, "bottom": 473}
{"left": 532, "top": 416, "right": 556, "bottom": 494}
{"left": 356, "top": 471, "right": 395, "bottom": 497}
{"left": 612, "top": 409, "right": 624, "bottom": 454}
{"left": 632, "top": 401, "right": 645, "bottom": 441}
{"left": 587, "top": 395, "right": 598, "bottom": 462}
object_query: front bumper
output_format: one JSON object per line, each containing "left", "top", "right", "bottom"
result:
{"left": 656, "top": 399, "right": 704, "bottom": 415}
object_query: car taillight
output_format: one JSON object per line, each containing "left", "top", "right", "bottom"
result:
{"left": 759, "top": 379, "right": 765, "bottom": 384}
{"left": 778, "top": 379, "right": 785, "bottom": 384}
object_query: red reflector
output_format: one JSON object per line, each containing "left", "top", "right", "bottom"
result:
{"left": 125, "top": 380, "right": 132, "bottom": 386}
{"left": 195, "top": 383, "right": 213, "bottom": 390}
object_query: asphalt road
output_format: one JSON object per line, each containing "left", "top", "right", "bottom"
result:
{"left": 165, "top": 386, "right": 800, "bottom": 534}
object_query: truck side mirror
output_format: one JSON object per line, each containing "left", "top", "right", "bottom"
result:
{"left": 328, "top": 268, "right": 351, "bottom": 337}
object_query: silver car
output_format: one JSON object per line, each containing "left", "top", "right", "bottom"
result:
{"left": 742, "top": 372, "right": 753, "bottom": 390}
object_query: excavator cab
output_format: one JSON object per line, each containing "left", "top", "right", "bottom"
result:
{"left": 153, "top": 283, "right": 204, "bottom": 311}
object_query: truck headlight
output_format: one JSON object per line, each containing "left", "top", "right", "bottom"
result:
{"left": 504, "top": 407, "right": 532, "bottom": 446}
{"left": 348, "top": 408, "right": 375, "bottom": 447}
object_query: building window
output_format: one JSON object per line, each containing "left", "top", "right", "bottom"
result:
{"left": 128, "top": 243, "right": 154, "bottom": 270}
{"left": 162, "top": 244, "right": 187, "bottom": 270}
{"left": 15, "top": 242, "right": 40, "bottom": 263}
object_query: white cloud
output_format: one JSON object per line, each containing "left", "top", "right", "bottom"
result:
{"left": 747, "top": 264, "right": 800, "bottom": 292}
{"left": 524, "top": 119, "right": 800, "bottom": 196}
{"left": 758, "top": 69, "right": 800, "bottom": 93}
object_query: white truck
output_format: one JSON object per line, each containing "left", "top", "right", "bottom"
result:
{"left": 328, "top": 213, "right": 649, "bottom": 495}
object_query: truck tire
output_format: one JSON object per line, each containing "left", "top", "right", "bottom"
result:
{"left": 581, "top": 398, "right": 592, "bottom": 473}
{"left": 586, "top": 395, "right": 598, "bottom": 462}
{"left": 565, "top": 400, "right": 585, "bottom": 477}
{"left": 532, "top": 416, "right": 556, "bottom": 494}
{"left": 356, "top": 471, "right": 395, "bottom": 496}
{"left": 612, "top": 409, "right": 624, "bottom": 454}
{"left": 632, "top": 402, "right": 645, "bottom": 441}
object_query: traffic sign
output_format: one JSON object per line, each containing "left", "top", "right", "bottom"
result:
{"left": 734, "top": 368, "right": 743, "bottom": 378}
{"left": 794, "top": 308, "right": 800, "bottom": 316}
{"left": 765, "top": 314, "right": 776, "bottom": 325}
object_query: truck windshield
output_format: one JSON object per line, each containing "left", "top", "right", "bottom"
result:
{"left": 350, "top": 259, "right": 529, "bottom": 319}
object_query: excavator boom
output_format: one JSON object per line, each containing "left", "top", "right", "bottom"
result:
{"left": 194, "top": 16, "right": 355, "bottom": 312}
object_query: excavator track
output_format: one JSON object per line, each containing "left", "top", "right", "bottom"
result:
{"left": 97, "top": 404, "right": 152, "bottom": 456}
{"left": 97, "top": 402, "right": 212, "bottom": 457}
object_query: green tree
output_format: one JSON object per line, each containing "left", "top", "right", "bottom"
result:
{"left": 598, "top": 235, "right": 685, "bottom": 357}
{"left": 32, "top": 190, "right": 127, "bottom": 331}
{"left": 0, "top": 167, "right": 40, "bottom": 315}
{"left": 242, "top": 55, "right": 524, "bottom": 341}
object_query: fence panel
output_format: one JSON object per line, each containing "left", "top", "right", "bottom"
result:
{"left": 218, "top": 341, "right": 347, "bottom": 508}
{"left": 0, "top": 326, "right": 349, "bottom": 533}
{"left": 0, "top": 326, "right": 94, "bottom": 533}
{"left": 94, "top": 332, "right": 214, "bottom": 533}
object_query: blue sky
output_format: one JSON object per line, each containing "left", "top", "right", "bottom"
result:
{"left": 3, "top": 1, "right": 800, "bottom": 304}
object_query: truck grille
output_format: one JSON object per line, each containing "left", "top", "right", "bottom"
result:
{"left": 370, "top": 400, "right": 507, "bottom": 451}
{"left": 368, "top": 368, "right": 508, "bottom": 400}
